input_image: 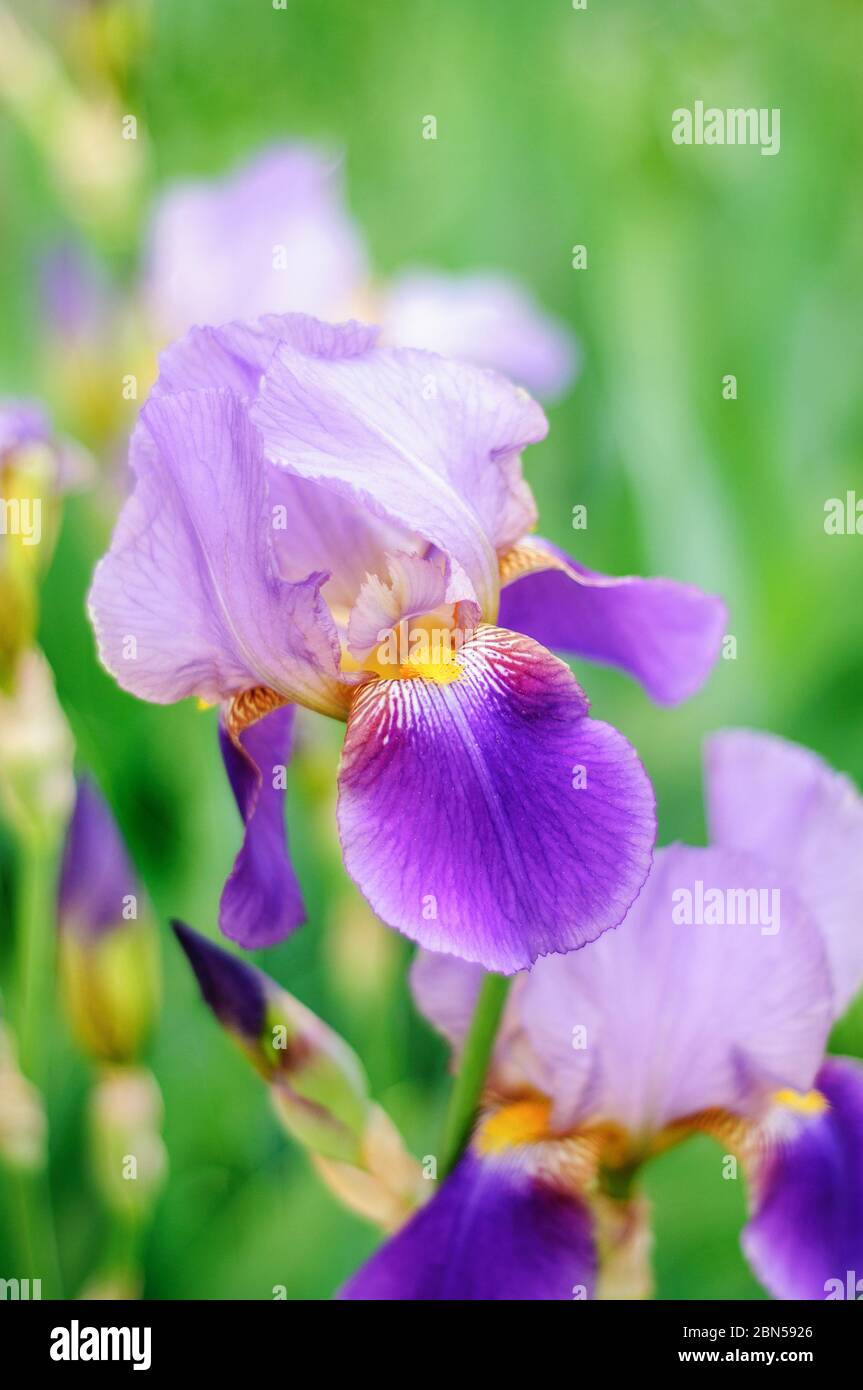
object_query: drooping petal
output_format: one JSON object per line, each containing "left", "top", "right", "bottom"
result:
{"left": 705, "top": 730, "right": 863, "bottom": 1014}
{"left": 218, "top": 703, "right": 305, "bottom": 948}
{"left": 380, "top": 269, "right": 579, "bottom": 401}
{"left": 341, "top": 1148, "right": 596, "bottom": 1301}
{"left": 88, "top": 388, "right": 347, "bottom": 717}
{"left": 58, "top": 776, "right": 139, "bottom": 938}
{"left": 252, "top": 340, "right": 547, "bottom": 619}
{"left": 742, "top": 1057, "right": 863, "bottom": 1301}
{"left": 337, "top": 624, "right": 655, "bottom": 974}
{"left": 519, "top": 844, "right": 833, "bottom": 1135}
{"left": 498, "top": 540, "right": 727, "bottom": 705}
{"left": 145, "top": 145, "right": 368, "bottom": 339}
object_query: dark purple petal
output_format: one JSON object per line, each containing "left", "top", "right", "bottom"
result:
{"left": 87, "top": 388, "right": 346, "bottom": 715}
{"left": 706, "top": 730, "right": 863, "bottom": 1015}
{"left": 218, "top": 704, "right": 305, "bottom": 948}
{"left": 498, "top": 540, "right": 726, "bottom": 705}
{"left": 172, "top": 920, "right": 267, "bottom": 1042}
{"left": 341, "top": 1148, "right": 596, "bottom": 1300}
{"left": 742, "top": 1058, "right": 863, "bottom": 1300}
{"left": 337, "top": 624, "right": 655, "bottom": 973}
{"left": 58, "top": 776, "right": 140, "bottom": 938}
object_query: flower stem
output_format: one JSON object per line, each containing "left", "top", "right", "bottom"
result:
{"left": 11, "top": 829, "right": 63, "bottom": 1297}
{"left": 439, "top": 971, "right": 511, "bottom": 1178}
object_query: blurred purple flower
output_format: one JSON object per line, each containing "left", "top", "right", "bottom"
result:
{"left": 88, "top": 311, "right": 725, "bottom": 971}
{"left": 343, "top": 731, "right": 863, "bottom": 1300}
{"left": 57, "top": 775, "right": 159, "bottom": 1063}
{"left": 143, "top": 143, "right": 576, "bottom": 401}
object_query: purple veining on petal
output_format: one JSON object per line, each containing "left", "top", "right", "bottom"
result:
{"left": 218, "top": 704, "right": 306, "bottom": 949}
{"left": 337, "top": 624, "right": 656, "bottom": 973}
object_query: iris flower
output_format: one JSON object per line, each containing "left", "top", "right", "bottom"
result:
{"left": 89, "top": 312, "right": 723, "bottom": 971}
{"left": 342, "top": 730, "right": 863, "bottom": 1300}
{"left": 144, "top": 144, "right": 577, "bottom": 400}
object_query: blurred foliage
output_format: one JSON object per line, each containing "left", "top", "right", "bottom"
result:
{"left": 0, "top": 0, "right": 860, "bottom": 1298}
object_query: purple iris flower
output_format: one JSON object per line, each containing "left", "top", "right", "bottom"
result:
{"left": 343, "top": 731, "right": 863, "bottom": 1300}
{"left": 88, "top": 311, "right": 723, "bottom": 971}
{"left": 143, "top": 143, "right": 576, "bottom": 401}
{"left": 58, "top": 775, "right": 140, "bottom": 940}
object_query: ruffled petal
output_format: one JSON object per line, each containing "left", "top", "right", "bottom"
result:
{"left": 218, "top": 704, "right": 305, "bottom": 948}
{"left": 252, "top": 339, "right": 547, "bottom": 619}
{"left": 742, "top": 1058, "right": 863, "bottom": 1300}
{"left": 88, "top": 388, "right": 347, "bottom": 717}
{"left": 706, "top": 730, "right": 863, "bottom": 1014}
{"left": 145, "top": 145, "right": 368, "bottom": 339}
{"left": 341, "top": 1148, "right": 596, "bottom": 1301}
{"left": 337, "top": 624, "right": 655, "bottom": 973}
{"left": 498, "top": 539, "right": 726, "bottom": 705}
{"left": 519, "top": 844, "right": 834, "bottom": 1134}
{"left": 381, "top": 269, "right": 579, "bottom": 402}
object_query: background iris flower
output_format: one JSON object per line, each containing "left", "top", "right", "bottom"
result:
{"left": 88, "top": 311, "right": 724, "bottom": 971}
{"left": 343, "top": 730, "right": 863, "bottom": 1300}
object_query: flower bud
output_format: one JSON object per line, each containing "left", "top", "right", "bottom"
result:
{"left": 0, "top": 1019, "right": 47, "bottom": 1171}
{"left": 58, "top": 777, "right": 159, "bottom": 1064}
{"left": 175, "top": 922, "right": 372, "bottom": 1164}
{"left": 0, "top": 649, "right": 75, "bottom": 842}
{"left": 88, "top": 1067, "right": 166, "bottom": 1222}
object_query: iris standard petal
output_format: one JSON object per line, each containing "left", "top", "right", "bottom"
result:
{"left": 58, "top": 776, "right": 139, "bottom": 938}
{"left": 381, "top": 269, "right": 579, "bottom": 402}
{"left": 705, "top": 729, "right": 863, "bottom": 1015}
{"left": 340, "top": 1148, "right": 596, "bottom": 1301}
{"left": 741, "top": 1058, "right": 863, "bottom": 1301}
{"left": 252, "top": 340, "right": 547, "bottom": 619}
{"left": 498, "top": 540, "right": 727, "bottom": 706}
{"left": 218, "top": 702, "right": 305, "bottom": 948}
{"left": 519, "top": 845, "right": 834, "bottom": 1135}
{"left": 145, "top": 145, "right": 368, "bottom": 338}
{"left": 88, "top": 388, "right": 347, "bottom": 716}
{"left": 337, "top": 624, "right": 655, "bottom": 973}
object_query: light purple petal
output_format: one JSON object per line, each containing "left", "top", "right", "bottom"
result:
{"left": 341, "top": 1148, "right": 596, "bottom": 1301}
{"left": 381, "top": 269, "right": 579, "bottom": 402}
{"left": 252, "top": 339, "right": 547, "bottom": 618}
{"left": 145, "top": 145, "right": 368, "bottom": 339}
{"left": 742, "top": 1058, "right": 863, "bottom": 1300}
{"left": 337, "top": 624, "right": 655, "bottom": 974}
{"left": 706, "top": 730, "right": 863, "bottom": 1015}
{"left": 88, "top": 388, "right": 346, "bottom": 716}
{"left": 409, "top": 949, "right": 488, "bottom": 1048}
{"left": 498, "top": 539, "right": 727, "bottom": 705}
{"left": 58, "top": 776, "right": 140, "bottom": 939}
{"left": 218, "top": 704, "right": 305, "bottom": 948}
{"left": 519, "top": 845, "right": 833, "bottom": 1135}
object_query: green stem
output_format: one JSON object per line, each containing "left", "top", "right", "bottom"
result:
{"left": 439, "top": 972, "right": 512, "bottom": 1177}
{"left": 10, "top": 829, "right": 63, "bottom": 1297}
{"left": 16, "top": 833, "right": 58, "bottom": 1084}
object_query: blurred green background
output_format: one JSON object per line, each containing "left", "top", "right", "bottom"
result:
{"left": 1, "top": 0, "right": 861, "bottom": 1298}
